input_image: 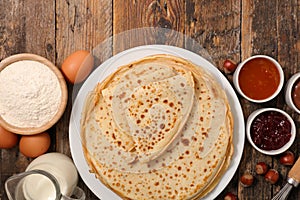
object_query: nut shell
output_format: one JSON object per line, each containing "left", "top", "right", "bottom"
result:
{"left": 255, "top": 162, "right": 268, "bottom": 175}
{"left": 264, "top": 169, "right": 279, "bottom": 184}
{"left": 240, "top": 172, "right": 254, "bottom": 187}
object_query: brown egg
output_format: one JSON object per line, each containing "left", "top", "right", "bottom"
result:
{"left": 19, "top": 132, "right": 51, "bottom": 158}
{"left": 0, "top": 125, "right": 18, "bottom": 148}
{"left": 61, "top": 50, "right": 94, "bottom": 84}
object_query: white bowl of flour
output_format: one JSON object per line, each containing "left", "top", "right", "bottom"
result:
{"left": 0, "top": 53, "right": 67, "bottom": 135}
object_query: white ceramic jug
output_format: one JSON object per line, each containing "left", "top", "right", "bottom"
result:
{"left": 5, "top": 153, "right": 85, "bottom": 200}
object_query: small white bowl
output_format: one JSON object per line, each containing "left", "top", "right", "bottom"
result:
{"left": 233, "top": 55, "right": 284, "bottom": 103}
{"left": 285, "top": 72, "right": 300, "bottom": 114}
{"left": 246, "top": 108, "right": 296, "bottom": 155}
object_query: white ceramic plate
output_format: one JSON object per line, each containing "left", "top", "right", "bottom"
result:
{"left": 69, "top": 45, "right": 245, "bottom": 200}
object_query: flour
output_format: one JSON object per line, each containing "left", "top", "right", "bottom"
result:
{"left": 0, "top": 60, "right": 62, "bottom": 128}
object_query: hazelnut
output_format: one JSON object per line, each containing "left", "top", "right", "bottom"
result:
{"left": 224, "top": 192, "right": 237, "bottom": 200}
{"left": 264, "top": 169, "right": 279, "bottom": 184}
{"left": 223, "top": 59, "right": 237, "bottom": 74}
{"left": 240, "top": 171, "right": 254, "bottom": 187}
{"left": 255, "top": 162, "right": 268, "bottom": 175}
{"left": 279, "top": 151, "right": 295, "bottom": 166}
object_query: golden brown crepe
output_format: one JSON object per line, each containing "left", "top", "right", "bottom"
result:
{"left": 81, "top": 54, "right": 234, "bottom": 200}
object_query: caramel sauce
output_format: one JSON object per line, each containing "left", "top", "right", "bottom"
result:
{"left": 238, "top": 58, "right": 280, "bottom": 100}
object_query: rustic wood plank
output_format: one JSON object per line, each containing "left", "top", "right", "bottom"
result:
{"left": 55, "top": 0, "right": 112, "bottom": 153}
{"left": 0, "top": 0, "right": 55, "bottom": 60}
{"left": 113, "top": 0, "right": 186, "bottom": 54}
{"left": 0, "top": 1, "right": 299, "bottom": 200}
{"left": 241, "top": 0, "right": 253, "bottom": 61}
{"left": 186, "top": 0, "right": 241, "bottom": 72}
{"left": 0, "top": 0, "right": 56, "bottom": 199}
{"left": 276, "top": 0, "right": 299, "bottom": 75}
{"left": 56, "top": 0, "right": 113, "bottom": 62}
{"left": 275, "top": 0, "right": 300, "bottom": 199}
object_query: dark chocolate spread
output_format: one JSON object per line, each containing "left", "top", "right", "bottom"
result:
{"left": 292, "top": 78, "right": 300, "bottom": 110}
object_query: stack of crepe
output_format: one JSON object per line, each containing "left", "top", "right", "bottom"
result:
{"left": 81, "top": 54, "right": 234, "bottom": 200}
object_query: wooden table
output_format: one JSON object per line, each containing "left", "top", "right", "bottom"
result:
{"left": 0, "top": 0, "right": 299, "bottom": 199}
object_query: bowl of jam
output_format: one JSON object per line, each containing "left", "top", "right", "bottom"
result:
{"left": 233, "top": 55, "right": 284, "bottom": 103}
{"left": 246, "top": 108, "right": 296, "bottom": 155}
{"left": 285, "top": 72, "right": 300, "bottom": 114}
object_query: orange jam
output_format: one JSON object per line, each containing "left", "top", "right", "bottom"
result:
{"left": 238, "top": 57, "right": 280, "bottom": 100}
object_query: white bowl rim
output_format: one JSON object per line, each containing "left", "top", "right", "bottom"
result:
{"left": 246, "top": 107, "right": 296, "bottom": 155}
{"left": 233, "top": 55, "right": 284, "bottom": 103}
{"left": 285, "top": 72, "right": 300, "bottom": 114}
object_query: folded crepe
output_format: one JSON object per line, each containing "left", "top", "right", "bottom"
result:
{"left": 81, "top": 54, "right": 234, "bottom": 200}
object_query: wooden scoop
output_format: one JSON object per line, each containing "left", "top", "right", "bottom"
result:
{"left": 272, "top": 156, "right": 300, "bottom": 200}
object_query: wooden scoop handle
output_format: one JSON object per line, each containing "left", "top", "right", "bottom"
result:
{"left": 288, "top": 156, "right": 300, "bottom": 183}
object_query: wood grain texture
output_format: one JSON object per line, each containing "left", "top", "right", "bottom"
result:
{"left": 0, "top": 0, "right": 55, "bottom": 60}
{"left": 56, "top": 0, "right": 113, "bottom": 63}
{"left": 1, "top": 0, "right": 300, "bottom": 199}
{"left": 113, "top": 0, "right": 185, "bottom": 54}
{"left": 55, "top": 0, "right": 112, "bottom": 152}
{"left": 186, "top": 0, "right": 241, "bottom": 71}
